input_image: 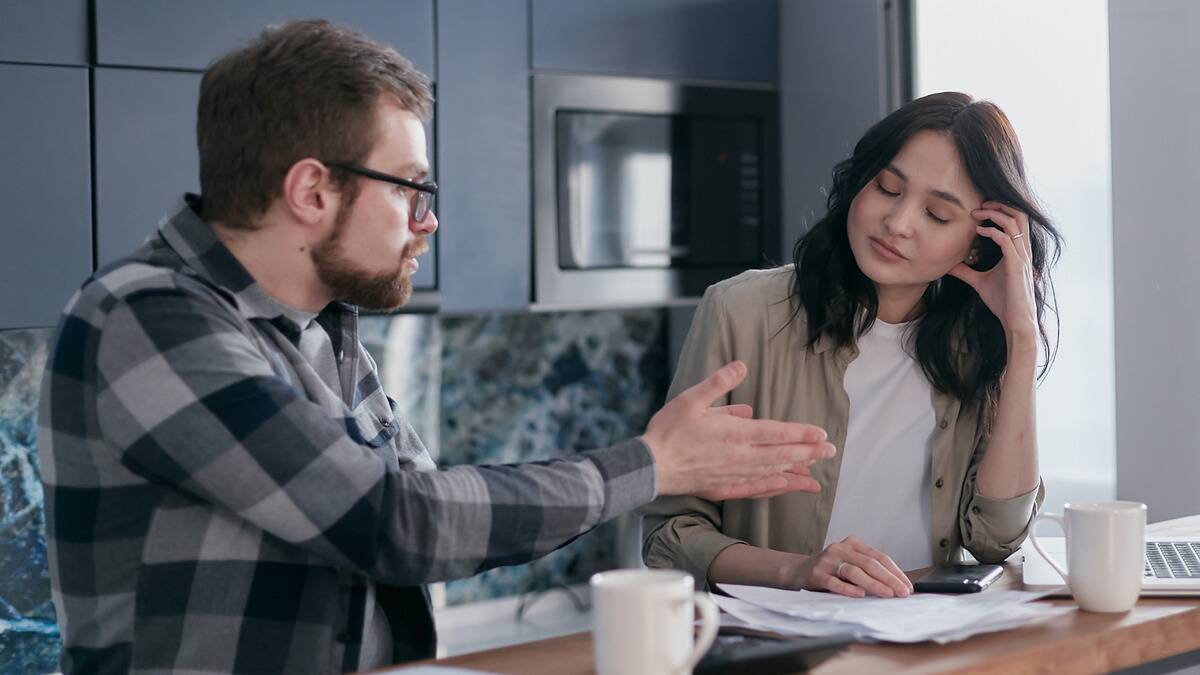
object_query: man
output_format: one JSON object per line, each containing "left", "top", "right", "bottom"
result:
{"left": 38, "top": 20, "right": 834, "bottom": 674}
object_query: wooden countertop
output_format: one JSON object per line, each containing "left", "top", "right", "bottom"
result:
{"left": 387, "top": 515, "right": 1200, "bottom": 674}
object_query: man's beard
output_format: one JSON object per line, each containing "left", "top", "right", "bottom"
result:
{"left": 311, "top": 203, "right": 425, "bottom": 311}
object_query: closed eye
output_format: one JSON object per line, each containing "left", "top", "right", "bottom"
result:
{"left": 926, "top": 210, "right": 949, "bottom": 224}
{"left": 874, "top": 180, "right": 899, "bottom": 197}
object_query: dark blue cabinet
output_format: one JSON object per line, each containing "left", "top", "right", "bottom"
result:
{"left": 92, "top": 2, "right": 438, "bottom": 291}
{"left": 0, "top": 0, "right": 89, "bottom": 66}
{"left": 436, "top": 0, "right": 530, "bottom": 312}
{"left": 779, "top": 0, "right": 902, "bottom": 260}
{"left": 93, "top": 0, "right": 435, "bottom": 76}
{"left": 412, "top": 120, "right": 437, "bottom": 292}
{"left": 93, "top": 69, "right": 201, "bottom": 266}
{"left": 0, "top": 64, "right": 92, "bottom": 329}
{"left": 92, "top": 67, "right": 438, "bottom": 290}
{"left": 532, "top": 0, "right": 777, "bottom": 83}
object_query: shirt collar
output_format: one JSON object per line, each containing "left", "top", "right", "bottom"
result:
{"left": 809, "top": 310, "right": 973, "bottom": 356}
{"left": 158, "top": 194, "right": 333, "bottom": 331}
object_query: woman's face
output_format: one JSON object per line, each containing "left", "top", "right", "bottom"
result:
{"left": 847, "top": 130, "right": 984, "bottom": 295}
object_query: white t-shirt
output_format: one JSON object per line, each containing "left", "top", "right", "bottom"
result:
{"left": 822, "top": 318, "right": 936, "bottom": 571}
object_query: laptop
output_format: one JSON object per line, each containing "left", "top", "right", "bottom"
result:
{"left": 1022, "top": 536, "right": 1200, "bottom": 596}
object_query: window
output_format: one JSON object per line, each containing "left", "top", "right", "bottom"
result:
{"left": 914, "top": 0, "right": 1115, "bottom": 512}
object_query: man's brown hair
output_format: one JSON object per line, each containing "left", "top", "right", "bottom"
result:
{"left": 197, "top": 19, "right": 433, "bottom": 228}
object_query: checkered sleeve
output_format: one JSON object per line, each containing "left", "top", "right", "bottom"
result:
{"left": 94, "top": 288, "right": 657, "bottom": 583}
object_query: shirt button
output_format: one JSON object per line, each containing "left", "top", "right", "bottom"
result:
{"left": 938, "top": 419, "right": 949, "bottom": 429}
{"left": 972, "top": 506, "right": 981, "bottom": 515}
{"left": 935, "top": 478, "right": 944, "bottom": 489}
{"left": 378, "top": 416, "right": 389, "bottom": 427}
{"left": 939, "top": 538, "right": 950, "bottom": 548}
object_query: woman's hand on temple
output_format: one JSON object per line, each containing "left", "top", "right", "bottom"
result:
{"left": 947, "top": 201, "right": 1039, "bottom": 351}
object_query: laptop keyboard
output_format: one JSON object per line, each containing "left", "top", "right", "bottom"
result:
{"left": 1145, "top": 541, "right": 1200, "bottom": 579}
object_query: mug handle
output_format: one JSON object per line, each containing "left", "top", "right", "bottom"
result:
{"left": 677, "top": 592, "right": 719, "bottom": 675}
{"left": 1028, "top": 511, "right": 1069, "bottom": 584}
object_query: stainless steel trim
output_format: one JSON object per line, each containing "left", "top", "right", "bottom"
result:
{"left": 532, "top": 73, "right": 779, "bottom": 308}
{"left": 882, "top": 0, "right": 913, "bottom": 113}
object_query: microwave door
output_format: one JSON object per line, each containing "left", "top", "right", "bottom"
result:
{"left": 556, "top": 112, "right": 678, "bottom": 269}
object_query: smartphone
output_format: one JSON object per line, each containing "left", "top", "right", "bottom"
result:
{"left": 967, "top": 219, "right": 1004, "bottom": 272}
{"left": 913, "top": 564, "right": 1004, "bottom": 594}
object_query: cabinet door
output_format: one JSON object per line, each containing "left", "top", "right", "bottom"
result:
{"left": 0, "top": 0, "right": 88, "bottom": 66}
{"left": 532, "top": 0, "right": 777, "bottom": 83}
{"left": 779, "top": 0, "right": 903, "bottom": 260}
{"left": 93, "top": 68, "right": 438, "bottom": 291}
{"left": 0, "top": 64, "right": 92, "bottom": 329}
{"left": 94, "top": 0, "right": 435, "bottom": 76}
{"left": 410, "top": 116, "right": 437, "bottom": 292}
{"left": 436, "top": 0, "right": 530, "bottom": 312}
{"left": 93, "top": 69, "right": 201, "bottom": 265}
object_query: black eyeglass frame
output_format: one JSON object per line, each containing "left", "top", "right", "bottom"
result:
{"left": 323, "top": 161, "right": 438, "bottom": 221}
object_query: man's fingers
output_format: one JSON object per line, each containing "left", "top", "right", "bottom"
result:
{"left": 742, "top": 483, "right": 820, "bottom": 500}
{"left": 648, "top": 365, "right": 834, "bottom": 499}
{"left": 708, "top": 403, "right": 754, "bottom": 419}
{"left": 676, "top": 361, "right": 748, "bottom": 409}
{"left": 735, "top": 442, "right": 837, "bottom": 470}
{"left": 744, "top": 472, "right": 820, "bottom": 497}
{"left": 730, "top": 417, "right": 829, "bottom": 445}
{"left": 715, "top": 446, "right": 831, "bottom": 481}
{"left": 699, "top": 471, "right": 821, "bottom": 501}
{"left": 699, "top": 476, "right": 781, "bottom": 501}
{"left": 702, "top": 444, "right": 830, "bottom": 481}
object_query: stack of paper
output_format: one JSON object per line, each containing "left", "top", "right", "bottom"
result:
{"left": 714, "top": 584, "right": 1072, "bottom": 644}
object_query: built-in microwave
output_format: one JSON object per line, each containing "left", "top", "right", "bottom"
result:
{"left": 532, "top": 73, "right": 779, "bottom": 309}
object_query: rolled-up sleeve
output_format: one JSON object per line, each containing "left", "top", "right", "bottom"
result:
{"left": 640, "top": 285, "right": 743, "bottom": 587}
{"left": 642, "top": 497, "right": 746, "bottom": 589}
{"left": 958, "top": 427, "right": 1045, "bottom": 563}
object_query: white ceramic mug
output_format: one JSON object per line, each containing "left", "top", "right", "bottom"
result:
{"left": 1028, "top": 501, "right": 1147, "bottom": 612}
{"left": 590, "top": 569, "right": 719, "bottom": 675}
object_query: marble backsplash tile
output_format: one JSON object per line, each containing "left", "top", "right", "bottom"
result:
{"left": 0, "top": 308, "right": 667, "bottom": 667}
{"left": 0, "top": 328, "right": 59, "bottom": 675}
{"left": 362, "top": 309, "right": 668, "bottom": 605}
{"left": 441, "top": 309, "right": 666, "bottom": 604}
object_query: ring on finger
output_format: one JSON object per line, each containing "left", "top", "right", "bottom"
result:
{"left": 1011, "top": 231, "right": 1025, "bottom": 240}
{"left": 835, "top": 561, "right": 849, "bottom": 579}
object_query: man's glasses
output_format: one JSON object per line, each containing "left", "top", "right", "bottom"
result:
{"left": 324, "top": 162, "right": 437, "bottom": 222}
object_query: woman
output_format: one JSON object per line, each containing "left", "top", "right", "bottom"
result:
{"left": 642, "top": 92, "right": 1062, "bottom": 599}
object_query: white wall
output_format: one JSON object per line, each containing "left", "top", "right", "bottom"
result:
{"left": 913, "top": 0, "right": 1117, "bottom": 516}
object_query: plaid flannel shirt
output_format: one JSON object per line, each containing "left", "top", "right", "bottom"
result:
{"left": 38, "top": 195, "right": 657, "bottom": 674}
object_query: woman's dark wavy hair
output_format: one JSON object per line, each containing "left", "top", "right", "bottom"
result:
{"left": 791, "top": 91, "right": 1063, "bottom": 414}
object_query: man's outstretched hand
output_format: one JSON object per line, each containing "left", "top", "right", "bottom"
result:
{"left": 641, "top": 361, "right": 835, "bottom": 501}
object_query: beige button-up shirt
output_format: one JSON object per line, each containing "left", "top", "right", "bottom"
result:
{"left": 641, "top": 266, "right": 1043, "bottom": 587}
